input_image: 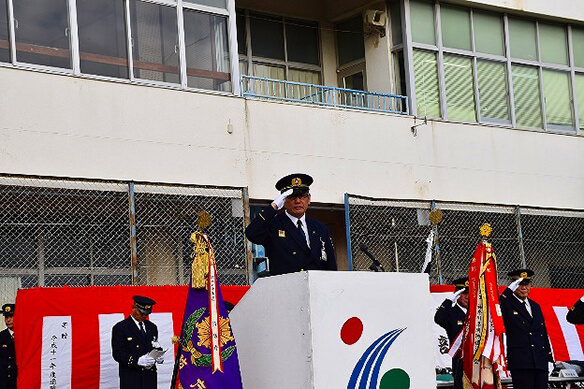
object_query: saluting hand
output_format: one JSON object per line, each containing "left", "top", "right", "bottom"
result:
{"left": 272, "top": 189, "right": 293, "bottom": 210}
{"left": 449, "top": 288, "right": 465, "bottom": 306}
{"left": 508, "top": 277, "right": 524, "bottom": 292}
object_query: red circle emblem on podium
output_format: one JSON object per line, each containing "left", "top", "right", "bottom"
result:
{"left": 341, "top": 317, "right": 363, "bottom": 345}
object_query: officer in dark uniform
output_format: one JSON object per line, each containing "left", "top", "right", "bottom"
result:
{"left": 566, "top": 295, "right": 584, "bottom": 325}
{"left": 112, "top": 296, "right": 163, "bottom": 389}
{"left": 434, "top": 278, "right": 468, "bottom": 389}
{"left": 245, "top": 173, "right": 337, "bottom": 276}
{"left": 500, "top": 269, "right": 553, "bottom": 389}
{"left": 0, "top": 303, "right": 16, "bottom": 389}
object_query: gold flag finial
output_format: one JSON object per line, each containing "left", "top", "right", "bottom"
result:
{"left": 197, "top": 211, "right": 212, "bottom": 231}
{"left": 429, "top": 209, "right": 444, "bottom": 225}
{"left": 190, "top": 231, "right": 210, "bottom": 289}
{"left": 479, "top": 223, "right": 492, "bottom": 237}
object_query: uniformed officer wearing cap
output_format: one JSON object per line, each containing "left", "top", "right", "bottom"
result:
{"left": 434, "top": 278, "right": 468, "bottom": 389}
{"left": 500, "top": 269, "right": 553, "bottom": 389}
{"left": 0, "top": 304, "right": 16, "bottom": 389}
{"left": 112, "top": 296, "right": 163, "bottom": 389}
{"left": 566, "top": 294, "right": 584, "bottom": 325}
{"left": 245, "top": 173, "right": 337, "bottom": 276}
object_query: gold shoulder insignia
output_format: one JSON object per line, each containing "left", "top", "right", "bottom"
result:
{"left": 278, "top": 230, "right": 286, "bottom": 237}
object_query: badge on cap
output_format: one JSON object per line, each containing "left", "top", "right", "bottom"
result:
{"left": 5, "top": 306, "right": 10, "bottom": 313}
{"left": 520, "top": 272, "right": 528, "bottom": 279}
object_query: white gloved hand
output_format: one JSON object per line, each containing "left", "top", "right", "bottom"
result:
{"left": 271, "top": 189, "right": 293, "bottom": 210}
{"left": 449, "top": 288, "right": 465, "bottom": 306}
{"left": 548, "top": 362, "right": 555, "bottom": 376}
{"left": 155, "top": 356, "right": 164, "bottom": 364}
{"left": 580, "top": 294, "right": 584, "bottom": 303}
{"left": 508, "top": 277, "right": 524, "bottom": 292}
{"left": 137, "top": 355, "right": 155, "bottom": 368}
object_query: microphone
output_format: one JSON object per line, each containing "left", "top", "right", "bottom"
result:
{"left": 359, "top": 244, "right": 385, "bottom": 272}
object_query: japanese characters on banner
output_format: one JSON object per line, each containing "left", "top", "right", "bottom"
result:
{"left": 41, "top": 316, "right": 72, "bottom": 389}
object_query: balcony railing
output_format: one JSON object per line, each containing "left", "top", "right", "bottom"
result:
{"left": 240, "top": 75, "right": 409, "bottom": 115}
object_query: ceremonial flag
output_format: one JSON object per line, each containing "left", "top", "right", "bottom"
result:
{"left": 176, "top": 231, "right": 244, "bottom": 389}
{"left": 461, "top": 225, "right": 507, "bottom": 389}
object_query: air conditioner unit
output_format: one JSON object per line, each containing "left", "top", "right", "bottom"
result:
{"left": 364, "top": 9, "right": 387, "bottom": 28}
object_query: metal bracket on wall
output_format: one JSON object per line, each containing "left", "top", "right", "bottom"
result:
{"left": 411, "top": 116, "right": 427, "bottom": 137}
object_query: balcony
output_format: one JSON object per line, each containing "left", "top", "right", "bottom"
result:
{"left": 240, "top": 76, "right": 409, "bottom": 115}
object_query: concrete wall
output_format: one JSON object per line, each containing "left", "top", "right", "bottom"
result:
{"left": 1, "top": 67, "right": 583, "bottom": 210}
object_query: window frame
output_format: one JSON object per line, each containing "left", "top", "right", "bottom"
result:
{"left": 401, "top": 0, "right": 581, "bottom": 134}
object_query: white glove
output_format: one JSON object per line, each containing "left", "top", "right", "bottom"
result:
{"left": 155, "top": 356, "right": 164, "bottom": 364}
{"left": 137, "top": 355, "right": 155, "bottom": 368}
{"left": 271, "top": 189, "right": 293, "bottom": 210}
{"left": 508, "top": 277, "right": 524, "bottom": 292}
{"left": 580, "top": 294, "right": 584, "bottom": 303}
{"left": 449, "top": 288, "right": 465, "bottom": 306}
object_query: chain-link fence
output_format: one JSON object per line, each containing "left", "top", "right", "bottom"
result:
{"left": 346, "top": 194, "right": 584, "bottom": 288}
{"left": 0, "top": 175, "right": 249, "bottom": 308}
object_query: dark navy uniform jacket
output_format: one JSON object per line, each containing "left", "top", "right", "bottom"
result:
{"left": 0, "top": 328, "right": 16, "bottom": 389}
{"left": 245, "top": 205, "right": 337, "bottom": 276}
{"left": 112, "top": 317, "right": 158, "bottom": 389}
{"left": 434, "top": 300, "right": 466, "bottom": 359}
{"left": 499, "top": 288, "right": 553, "bottom": 371}
{"left": 567, "top": 300, "right": 584, "bottom": 325}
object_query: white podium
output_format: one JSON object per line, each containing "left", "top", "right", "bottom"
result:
{"left": 230, "top": 271, "right": 436, "bottom": 389}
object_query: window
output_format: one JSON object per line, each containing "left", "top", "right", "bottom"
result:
{"left": 239, "top": 11, "right": 322, "bottom": 84}
{"left": 3, "top": 0, "right": 235, "bottom": 92}
{"left": 512, "top": 64, "right": 542, "bottom": 129}
{"left": 542, "top": 70, "right": 573, "bottom": 130}
{"left": 441, "top": 5, "right": 471, "bottom": 51}
{"left": 13, "top": 0, "right": 71, "bottom": 69}
{"left": 130, "top": 0, "right": 179, "bottom": 84}
{"left": 410, "top": 0, "right": 435, "bottom": 45}
{"left": 573, "top": 28, "right": 584, "bottom": 68}
{"left": 0, "top": 0, "right": 9, "bottom": 63}
{"left": 444, "top": 54, "right": 476, "bottom": 122}
{"left": 473, "top": 11, "right": 504, "bottom": 56}
{"left": 336, "top": 16, "right": 365, "bottom": 67}
{"left": 413, "top": 50, "right": 440, "bottom": 117}
{"left": 539, "top": 23, "right": 568, "bottom": 65}
{"left": 477, "top": 60, "right": 509, "bottom": 123}
{"left": 184, "top": 10, "right": 231, "bottom": 91}
{"left": 575, "top": 74, "right": 584, "bottom": 133}
{"left": 77, "top": 0, "right": 128, "bottom": 78}
{"left": 508, "top": 18, "right": 537, "bottom": 61}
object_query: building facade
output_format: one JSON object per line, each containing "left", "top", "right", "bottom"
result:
{"left": 0, "top": 0, "right": 583, "bottom": 307}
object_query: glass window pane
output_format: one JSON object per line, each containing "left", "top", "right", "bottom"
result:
{"left": 441, "top": 5, "right": 471, "bottom": 51}
{"left": 389, "top": 0, "right": 402, "bottom": 46}
{"left": 130, "top": 1, "right": 179, "bottom": 83}
{"left": 252, "top": 63, "right": 285, "bottom": 97}
{"left": 474, "top": 11, "right": 504, "bottom": 56}
{"left": 542, "top": 69, "right": 573, "bottom": 130}
{"left": 539, "top": 23, "right": 567, "bottom": 65}
{"left": 286, "top": 20, "right": 319, "bottom": 65}
{"left": 512, "top": 64, "right": 542, "bottom": 128}
{"left": 477, "top": 60, "right": 509, "bottom": 123}
{"left": 253, "top": 63, "right": 284, "bottom": 80}
{"left": 14, "top": 0, "right": 71, "bottom": 69}
{"left": 184, "top": 10, "right": 231, "bottom": 92}
{"left": 250, "top": 13, "right": 284, "bottom": 60}
{"left": 184, "top": 0, "right": 225, "bottom": 9}
{"left": 393, "top": 50, "right": 406, "bottom": 96}
{"left": 410, "top": 0, "right": 435, "bottom": 45}
{"left": 288, "top": 68, "right": 320, "bottom": 84}
{"left": 509, "top": 18, "right": 537, "bottom": 61}
{"left": 443, "top": 54, "right": 476, "bottom": 122}
{"left": 77, "top": 0, "right": 128, "bottom": 78}
{"left": 413, "top": 50, "right": 440, "bottom": 117}
{"left": 336, "top": 16, "right": 365, "bottom": 66}
{"left": 237, "top": 11, "right": 246, "bottom": 55}
{"left": 571, "top": 28, "right": 584, "bottom": 68}
{"left": 575, "top": 73, "right": 584, "bottom": 134}
{"left": 0, "top": 0, "right": 9, "bottom": 62}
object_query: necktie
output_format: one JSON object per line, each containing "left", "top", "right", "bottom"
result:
{"left": 297, "top": 220, "right": 307, "bottom": 245}
{"left": 139, "top": 321, "right": 146, "bottom": 337}
{"left": 523, "top": 301, "right": 532, "bottom": 317}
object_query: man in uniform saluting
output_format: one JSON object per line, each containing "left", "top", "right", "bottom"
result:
{"left": 500, "top": 269, "right": 553, "bottom": 389}
{"left": 434, "top": 278, "right": 468, "bottom": 389}
{"left": 0, "top": 304, "right": 16, "bottom": 389}
{"left": 112, "top": 296, "right": 164, "bottom": 389}
{"left": 245, "top": 173, "right": 337, "bottom": 276}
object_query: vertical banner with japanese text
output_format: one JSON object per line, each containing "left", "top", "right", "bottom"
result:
{"left": 41, "top": 316, "right": 72, "bottom": 389}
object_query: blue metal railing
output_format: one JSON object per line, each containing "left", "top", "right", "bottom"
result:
{"left": 240, "top": 75, "right": 409, "bottom": 115}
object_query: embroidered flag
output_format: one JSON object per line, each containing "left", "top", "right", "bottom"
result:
{"left": 176, "top": 231, "right": 244, "bottom": 389}
{"left": 462, "top": 224, "right": 508, "bottom": 389}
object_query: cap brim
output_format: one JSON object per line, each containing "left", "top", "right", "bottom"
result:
{"left": 137, "top": 307, "right": 152, "bottom": 315}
